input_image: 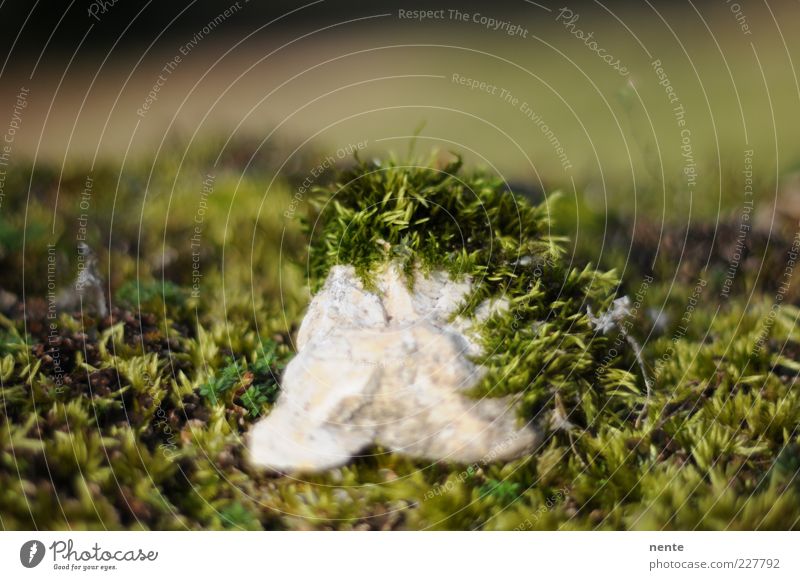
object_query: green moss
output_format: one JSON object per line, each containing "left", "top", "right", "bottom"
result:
{"left": 306, "top": 154, "right": 558, "bottom": 291}
{"left": 308, "top": 154, "right": 640, "bottom": 439}
{"left": 1, "top": 150, "right": 799, "bottom": 530}
{"left": 198, "top": 340, "right": 284, "bottom": 416}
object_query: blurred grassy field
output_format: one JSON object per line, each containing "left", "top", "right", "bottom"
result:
{"left": 2, "top": 1, "right": 798, "bottom": 223}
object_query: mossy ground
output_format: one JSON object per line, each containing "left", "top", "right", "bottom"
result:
{"left": 1, "top": 146, "right": 799, "bottom": 530}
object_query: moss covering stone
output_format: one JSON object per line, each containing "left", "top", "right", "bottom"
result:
{"left": 1, "top": 150, "right": 799, "bottom": 529}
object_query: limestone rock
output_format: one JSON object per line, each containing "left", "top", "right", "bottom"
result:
{"left": 248, "top": 264, "right": 539, "bottom": 473}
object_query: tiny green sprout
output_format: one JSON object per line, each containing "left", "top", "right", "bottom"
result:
{"left": 479, "top": 479, "right": 523, "bottom": 506}
{"left": 200, "top": 339, "right": 284, "bottom": 414}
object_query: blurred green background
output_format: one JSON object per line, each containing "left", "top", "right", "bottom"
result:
{"left": 1, "top": 0, "right": 798, "bottom": 302}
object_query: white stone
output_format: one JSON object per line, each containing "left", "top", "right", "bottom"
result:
{"left": 248, "top": 264, "right": 540, "bottom": 473}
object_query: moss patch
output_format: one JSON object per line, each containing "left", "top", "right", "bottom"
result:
{"left": 1, "top": 152, "right": 799, "bottom": 529}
